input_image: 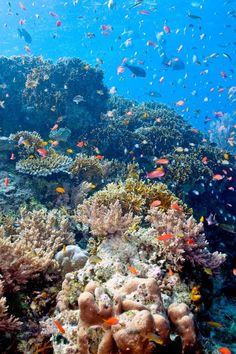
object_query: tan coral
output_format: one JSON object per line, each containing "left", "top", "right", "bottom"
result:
{"left": 168, "top": 302, "right": 197, "bottom": 352}
{"left": 75, "top": 278, "right": 197, "bottom": 354}
{"left": 16, "top": 207, "right": 75, "bottom": 256}
{"left": 77, "top": 200, "right": 141, "bottom": 238}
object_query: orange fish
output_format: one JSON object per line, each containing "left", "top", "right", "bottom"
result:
{"left": 37, "top": 148, "right": 48, "bottom": 158}
{"left": 186, "top": 238, "right": 195, "bottom": 245}
{"left": 202, "top": 156, "right": 208, "bottom": 165}
{"left": 171, "top": 201, "right": 183, "bottom": 212}
{"left": 103, "top": 317, "right": 119, "bottom": 326}
{"left": 213, "top": 174, "right": 224, "bottom": 181}
{"left": 157, "top": 233, "right": 173, "bottom": 241}
{"left": 117, "top": 66, "right": 125, "bottom": 75}
{"left": 150, "top": 200, "right": 162, "bottom": 207}
{"left": 233, "top": 269, "right": 236, "bottom": 276}
{"left": 10, "top": 152, "right": 15, "bottom": 160}
{"left": 167, "top": 268, "right": 175, "bottom": 276}
{"left": 95, "top": 155, "right": 104, "bottom": 160}
{"left": 155, "top": 158, "right": 169, "bottom": 165}
{"left": 4, "top": 177, "right": 9, "bottom": 187}
{"left": 128, "top": 265, "right": 139, "bottom": 275}
{"left": 176, "top": 100, "right": 185, "bottom": 106}
{"left": 51, "top": 140, "right": 59, "bottom": 146}
{"left": 191, "top": 128, "right": 199, "bottom": 133}
{"left": 54, "top": 320, "right": 65, "bottom": 334}
{"left": 146, "top": 168, "right": 165, "bottom": 179}
{"left": 51, "top": 124, "right": 59, "bottom": 131}
{"left": 77, "top": 141, "right": 87, "bottom": 148}
{"left": 217, "top": 348, "right": 232, "bottom": 354}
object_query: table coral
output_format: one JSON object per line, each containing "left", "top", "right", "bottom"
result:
{"left": 16, "top": 149, "right": 73, "bottom": 176}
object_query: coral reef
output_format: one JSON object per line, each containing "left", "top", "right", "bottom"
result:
{"left": 55, "top": 245, "right": 88, "bottom": 275}
{"left": 145, "top": 207, "right": 226, "bottom": 271}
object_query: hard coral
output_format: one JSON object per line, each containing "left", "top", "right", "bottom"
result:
{"left": 0, "top": 280, "right": 22, "bottom": 331}
{"left": 69, "top": 153, "right": 105, "bottom": 181}
{"left": 146, "top": 207, "right": 226, "bottom": 271}
{"left": 77, "top": 200, "right": 141, "bottom": 238}
{"left": 16, "top": 149, "right": 73, "bottom": 176}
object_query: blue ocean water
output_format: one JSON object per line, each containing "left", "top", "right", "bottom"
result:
{"left": 0, "top": 0, "right": 235, "bottom": 131}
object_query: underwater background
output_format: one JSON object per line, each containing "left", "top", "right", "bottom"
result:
{"left": 0, "top": 1, "right": 236, "bottom": 354}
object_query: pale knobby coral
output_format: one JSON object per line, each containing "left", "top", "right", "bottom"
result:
{"left": 69, "top": 153, "right": 105, "bottom": 181}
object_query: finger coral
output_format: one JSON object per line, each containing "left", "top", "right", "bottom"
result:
{"left": 69, "top": 153, "right": 105, "bottom": 181}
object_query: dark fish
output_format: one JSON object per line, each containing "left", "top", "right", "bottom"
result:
{"left": 18, "top": 28, "right": 32, "bottom": 43}
{"left": 218, "top": 223, "right": 236, "bottom": 234}
{"left": 223, "top": 53, "right": 232, "bottom": 61}
{"left": 129, "top": 1, "right": 143, "bottom": 9}
{"left": 188, "top": 13, "right": 202, "bottom": 20}
{"left": 124, "top": 63, "right": 146, "bottom": 77}
{"left": 172, "top": 58, "right": 185, "bottom": 70}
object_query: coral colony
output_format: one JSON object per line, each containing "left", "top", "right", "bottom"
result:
{"left": 0, "top": 56, "right": 235, "bottom": 354}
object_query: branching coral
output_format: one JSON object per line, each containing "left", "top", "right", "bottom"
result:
{"left": 15, "top": 207, "right": 75, "bottom": 256}
{"left": 0, "top": 227, "right": 56, "bottom": 293}
{"left": 145, "top": 208, "right": 226, "bottom": 271}
{"left": 77, "top": 200, "right": 141, "bottom": 238}
{"left": 0, "top": 279, "right": 22, "bottom": 331}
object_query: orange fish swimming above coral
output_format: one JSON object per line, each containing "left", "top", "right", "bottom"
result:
{"left": 146, "top": 167, "right": 165, "bottom": 179}
{"left": 103, "top": 317, "right": 119, "bottom": 326}
{"left": 157, "top": 233, "right": 173, "bottom": 241}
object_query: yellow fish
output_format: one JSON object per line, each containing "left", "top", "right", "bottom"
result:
{"left": 63, "top": 244, "right": 67, "bottom": 252}
{"left": 66, "top": 149, "right": 73, "bottom": 153}
{"left": 146, "top": 333, "right": 164, "bottom": 345}
{"left": 200, "top": 216, "right": 204, "bottom": 223}
{"left": 204, "top": 267, "right": 213, "bottom": 276}
{"left": 55, "top": 187, "right": 65, "bottom": 194}
{"left": 143, "top": 112, "right": 149, "bottom": 119}
{"left": 223, "top": 153, "right": 229, "bottom": 159}
{"left": 28, "top": 155, "right": 35, "bottom": 159}
{"left": 207, "top": 321, "right": 223, "bottom": 328}
{"left": 89, "top": 255, "right": 102, "bottom": 264}
{"left": 88, "top": 183, "right": 96, "bottom": 189}
{"left": 40, "top": 141, "right": 48, "bottom": 146}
